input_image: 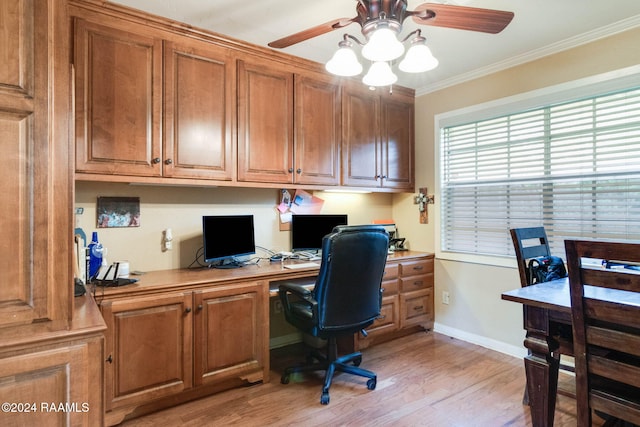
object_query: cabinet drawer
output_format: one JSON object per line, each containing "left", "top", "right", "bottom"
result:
{"left": 366, "top": 296, "right": 399, "bottom": 336}
{"left": 400, "top": 274, "right": 431, "bottom": 292}
{"left": 401, "top": 290, "right": 433, "bottom": 328}
{"left": 399, "top": 259, "right": 433, "bottom": 277}
{"left": 381, "top": 278, "right": 398, "bottom": 295}
{"left": 383, "top": 263, "right": 399, "bottom": 280}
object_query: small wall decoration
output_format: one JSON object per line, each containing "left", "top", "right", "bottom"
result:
{"left": 97, "top": 197, "right": 140, "bottom": 228}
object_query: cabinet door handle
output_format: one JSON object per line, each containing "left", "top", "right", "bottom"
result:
{"left": 382, "top": 175, "right": 388, "bottom": 179}
{"left": 165, "top": 158, "right": 173, "bottom": 165}
{"left": 375, "top": 174, "right": 380, "bottom": 180}
{"left": 288, "top": 167, "right": 293, "bottom": 173}
{"left": 197, "top": 304, "right": 203, "bottom": 311}
{"left": 106, "top": 355, "right": 113, "bottom": 364}
{"left": 296, "top": 168, "right": 302, "bottom": 174}
{"left": 185, "top": 307, "right": 192, "bottom": 313}
{"left": 152, "top": 157, "right": 161, "bottom": 164}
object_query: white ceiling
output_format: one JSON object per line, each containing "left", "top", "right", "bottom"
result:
{"left": 109, "top": 0, "right": 640, "bottom": 93}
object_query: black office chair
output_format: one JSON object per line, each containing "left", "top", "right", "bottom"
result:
{"left": 278, "top": 225, "right": 389, "bottom": 405}
{"left": 510, "top": 227, "right": 574, "bottom": 403}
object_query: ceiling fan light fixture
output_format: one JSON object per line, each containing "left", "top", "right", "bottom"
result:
{"left": 326, "top": 40, "right": 363, "bottom": 76}
{"left": 362, "top": 61, "right": 398, "bottom": 87}
{"left": 361, "top": 25, "right": 404, "bottom": 62}
{"left": 399, "top": 39, "right": 439, "bottom": 73}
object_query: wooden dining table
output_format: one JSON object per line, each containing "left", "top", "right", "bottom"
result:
{"left": 502, "top": 277, "right": 640, "bottom": 426}
{"left": 502, "top": 278, "right": 573, "bottom": 427}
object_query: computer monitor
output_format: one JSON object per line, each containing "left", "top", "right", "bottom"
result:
{"left": 202, "top": 215, "right": 255, "bottom": 268}
{"left": 291, "top": 214, "right": 348, "bottom": 251}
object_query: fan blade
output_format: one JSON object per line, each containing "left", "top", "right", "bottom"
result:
{"left": 410, "top": 3, "right": 514, "bottom": 34}
{"left": 268, "top": 17, "right": 358, "bottom": 49}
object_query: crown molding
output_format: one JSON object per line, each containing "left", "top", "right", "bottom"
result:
{"left": 415, "top": 15, "right": 640, "bottom": 97}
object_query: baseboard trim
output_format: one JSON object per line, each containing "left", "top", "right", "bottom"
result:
{"left": 269, "top": 332, "right": 302, "bottom": 349}
{"left": 433, "top": 322, "right": 527, "bottom": 359}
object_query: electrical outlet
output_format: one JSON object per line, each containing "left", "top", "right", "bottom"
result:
{"left": 442, "top": 291, "right": 450, "bottom": 305}
{"left": 274, "top": 300, "right": 283, "bottom": 314}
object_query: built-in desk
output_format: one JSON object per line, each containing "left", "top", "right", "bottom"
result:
{"left": 94, "top": 250, "right": 432, "bottom": 425}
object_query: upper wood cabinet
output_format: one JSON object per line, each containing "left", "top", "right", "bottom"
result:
{"left": 342, "top": 85, "right": 415, "bottom": 190}
{"left": 163, "top": 38, "right": 235, "bottom": 180}
{"left": 74, "top": 17, "right": 163, "bottom": 176}
{"left": 294, "top": 73, "right": 341, "bottom": 186}
{"left": 237, "top": 59, "right": 341, "bottom": 186}
{"left": 0, "top": 0, "right": 71, "bottom": 327}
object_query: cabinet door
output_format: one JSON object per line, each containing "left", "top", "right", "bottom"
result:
{"left": 237, "top": 59, "right": 294, "bottom": 183}
{"left": 163, "top": 39, "right": 234, "bottom": 180}
{"left": 74, "top": 18, "right": 162, "bottom": 176}
{"left": 0, "top": 337, "right": 104, "bottom": 427}
{"left": 342, "top": 85, "right": 381, "bottom": 187}
{"left": 0, "top": 0, "right": 71, "bottom": 326}
{"left": 294, "top": 74, "right": 341, "bottom": 185}
{"left": 381, "top": 94, "right": 415, "bottom": 189}
{"left": 101, "top": 292, "right": 193, "bottom": 411}
{"left": 193, "top": 282, "right": 268, "bottom": 386}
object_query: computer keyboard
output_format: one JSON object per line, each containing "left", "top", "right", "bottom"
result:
{"left": 283, "top": 262, "right": 320, "bottom": 269}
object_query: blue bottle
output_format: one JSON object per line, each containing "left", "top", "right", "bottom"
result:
{"left": 88, "top": 232, "right": 103, "bottom": 280}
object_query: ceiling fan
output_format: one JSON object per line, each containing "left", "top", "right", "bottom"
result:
{"left": 268, "top": 0, "right": 515, "bottom": 49}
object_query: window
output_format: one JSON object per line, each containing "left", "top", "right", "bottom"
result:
{"left": 439, "top": 78, "right": 640, "bottom": 260}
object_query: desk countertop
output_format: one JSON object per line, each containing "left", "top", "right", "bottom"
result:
{"left": 92, "top": 250, "right": 432, "bottom": 298}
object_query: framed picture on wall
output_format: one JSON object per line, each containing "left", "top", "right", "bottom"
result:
{"left": 97, "top": 197, "right": 140, "bottom": 228}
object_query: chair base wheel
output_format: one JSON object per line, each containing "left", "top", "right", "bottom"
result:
{"left": 320, "top": 392, "right": 330, "bottom": 405}
{"left": 367, "top": 378, "right": 376, "bottom": 390}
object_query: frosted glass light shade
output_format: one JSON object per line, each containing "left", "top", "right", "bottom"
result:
{"left": 325, "top": 46, "right": 363, "bottom": 76}
{"left": 362, "top": 27, "right": 404, "bottom": 62}
{"left": 362, "top": 61, "right": 397, "bottom": 87}
{"left": 399, "top": 43, "right": 439, "bottom": 73}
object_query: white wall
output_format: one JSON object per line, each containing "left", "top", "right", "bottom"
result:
{"left": 75, "top": 182, "right": 394, "bottom": 273}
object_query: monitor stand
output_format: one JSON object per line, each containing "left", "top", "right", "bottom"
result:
{"left": 209, "top": 259, "right": 245, "bottom": 269}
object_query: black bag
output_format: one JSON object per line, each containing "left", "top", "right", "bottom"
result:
{"left": 527, "top": 255, "right": 567, "bottom": 284}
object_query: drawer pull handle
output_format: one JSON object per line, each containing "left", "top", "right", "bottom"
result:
{"left": 413, "top": 281, "right": 423, "bottom": 286}
{"left": 413, "top": 305, "right": 424, "bottom": 311}
{"left": 377, "top": 314, "right": 386, "bottom": 320}
{"left": 413, "top": 265, "right": 424, "bottom": 271}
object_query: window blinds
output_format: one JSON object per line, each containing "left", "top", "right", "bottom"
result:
{"left": 441, "top": 87, "right": 640, "bottom": 257}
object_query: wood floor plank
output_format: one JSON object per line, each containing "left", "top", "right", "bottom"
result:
{"left": 121, "top": 331, "right": 603, "bottom": 426}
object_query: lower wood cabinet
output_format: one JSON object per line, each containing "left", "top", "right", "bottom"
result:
{"left": 358, "top": 254, "right": 434, "bottom": 349}
{"left": 100, "top": 280, "right": 268, "bottom": 425}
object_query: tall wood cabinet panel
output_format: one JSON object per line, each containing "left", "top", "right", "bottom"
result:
{"left": 381, "top": 93, "right": 415, "bottom": 190}
{"left": 194, "top": 281, "right": 268, "bottom": 386}
{"left": 74, "top": 17, "right": 163, "bottom": 176}
{"left": 0, "top": 0, "right": 71, "bottom": 327}
{"left": 341, "top": 85, "right": 381, "bottom": 188}
{"left": 237, "top": 59, "right": 294, "bottom": 183}
{"left": 101, "top": 292, "right": 193, "bottom": 411}
{"left": 293, "top": 74, "right": 341, "bottom": 185}
{"left": 163, "top": 39, "right": 234, "bottom": 180}
{"left": 342, "top": 85, "right": 415, "bottom": 190}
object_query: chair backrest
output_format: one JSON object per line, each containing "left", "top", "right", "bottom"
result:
{"left": 313, "top": 225, "right": 389, "bottom": 334}
{"left": 510, "top": 227, "right": 551, "bottom": 287}
{"left": 565, "top": 239, "right": 640, "bottom": 426}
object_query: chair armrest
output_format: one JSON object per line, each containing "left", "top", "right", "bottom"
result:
{"left": 278, "top": 282, "right": 317, "bottom": 319}
{"left": 278, "top": 282, "right": 312, "bottom": 299}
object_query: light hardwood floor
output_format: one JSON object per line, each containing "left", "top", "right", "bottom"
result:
{"left": 121, "top": 331, "right": 602, "bottom": 426}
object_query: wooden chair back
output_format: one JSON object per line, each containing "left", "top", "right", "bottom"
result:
{"left": 565, "top": 239, "right": 640, "bottom": 426}
{"left": 510, "top": 227, "right": 551, "bottom": 287}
